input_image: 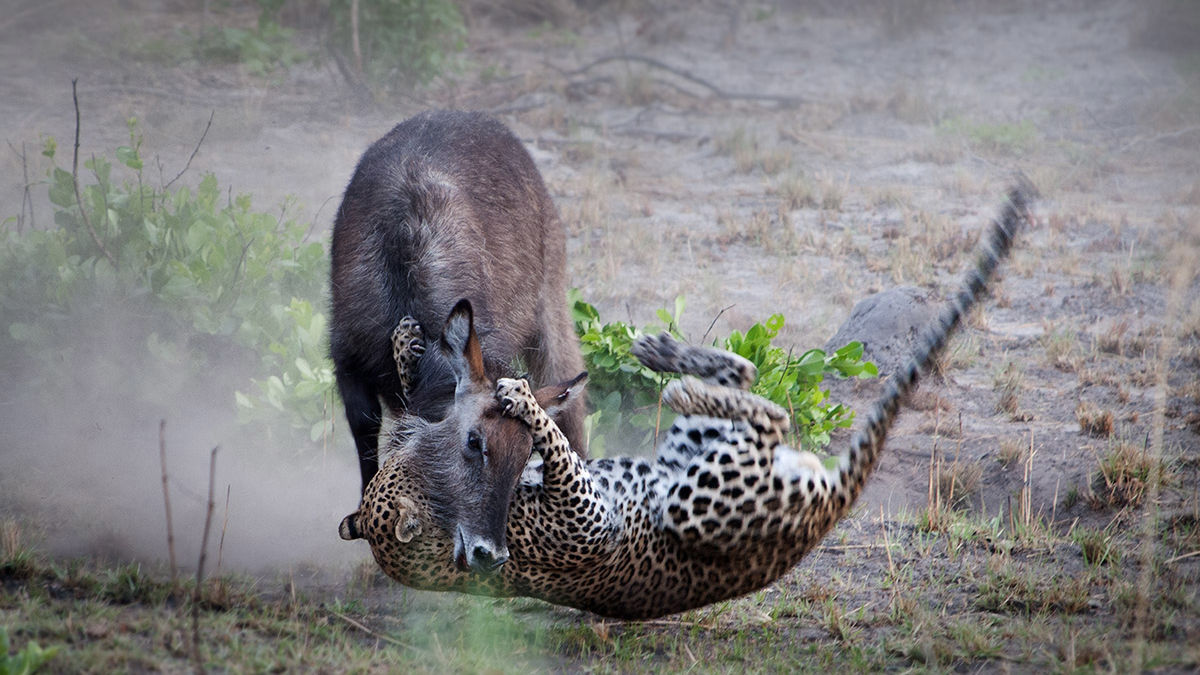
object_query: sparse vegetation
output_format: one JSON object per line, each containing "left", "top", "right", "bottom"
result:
{"left": 119, "top": 0, "right": 309, "bottom": 76}
{"left": 1074, "top": 527, "right": 1120, "bottom": 567}
{"left": 976, "top": 559, "right": 1092, "bottom": 614}
{"left": 1041, "top": 324, "right": 1078, "bottom": 371}
{"left": 774, "top": 172, "right": 817, "bottom": 210}
{"left": 0, "top": 625, "right": 58, "bottom": 675}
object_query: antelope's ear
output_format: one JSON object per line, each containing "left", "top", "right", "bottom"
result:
{"left": 533, "top": 371, "right": 588, "bottom": 417}
{"left": 338, "top": 510, "right": 363, "bottom": 541}
{"left": 440, "top": 299, "right": 487, "bottom": 396}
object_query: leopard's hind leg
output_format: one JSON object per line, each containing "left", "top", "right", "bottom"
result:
{"left": 632, "top": 333, "right": 756, "bottom": 390}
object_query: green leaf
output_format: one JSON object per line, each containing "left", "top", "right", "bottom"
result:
{"left": 116, "top": 145, "right": 143, "bottom": 170}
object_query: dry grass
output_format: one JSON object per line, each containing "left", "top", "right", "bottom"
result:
{"left": 997, "top": 437, "right": 1025, "bottom": 468}
{"left": 1041, "top": 323, "right": 1078, "bottom": 371}
{"left": 992, "top": 362, "right": 1028, "bottom": 421}
{"left": 818, "top": 174, "right": 845, "bottom": 211}
{"left": 774, "top": 172, "right": 817, "bottom": 210}
{"left": 1090, "top": 434, "right": 1172, "bottom": 508}
{"left": 717, "top": 127, "right": 792, "bottom": 175}
{"left": 1076, "top": 401, "right": 1115, "bottom": 438}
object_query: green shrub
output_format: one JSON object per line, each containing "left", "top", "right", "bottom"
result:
{"left": 571, "top": 292, "right": 877, "bottom": 454}
{"left": 0, "top": 120, "right": 333, "bottom": 440}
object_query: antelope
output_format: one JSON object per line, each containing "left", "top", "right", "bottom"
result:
{"left": 329, "top": 110, "right": 587, "bottom": 571}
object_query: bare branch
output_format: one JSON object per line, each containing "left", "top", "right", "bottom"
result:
{"left": 166, "top": 110, "right": 215, "bottom": 190}
{"left": 192, "top": 445, "right": 219, "bottom": 674}
{"left": 563, "top": 54, "right": 812, "bottom": 107}
{"left": 71, "top": 79, "right": 118, "bottom": 268}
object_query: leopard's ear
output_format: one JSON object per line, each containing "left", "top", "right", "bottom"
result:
{"left": 533, "top": 371, "right": 587, "bottom": 416}
{"left": 395, "top": 516, "right": 422, "bottom": 543}
{"left": 393, "top": 496, "right": 422, "bottom": 543}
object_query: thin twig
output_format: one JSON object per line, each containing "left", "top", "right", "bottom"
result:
{"left": 653, "top": 375, "right": 665, "bottom": 446}
{"left": 329, "top": 609, "right": 412, "bottom": 648}
{"left": 192, "top": 446, "right": 219, "bottom": 674}
{"left": 700, "top": 304, "right": 735, "bottom": 344}
{"left": 1115, "top": 125, "right": 1200, "bottom": 156}
{"left": 818, "top": 543, "right": 891, "bottom": 551}
{"left": 1164, "top": 550, "right": 1200, "bottom": 565}
{"left": 6, "top": 141, "right": 33, "bottom": 232}
{"left": 70, "top": 79, "right": 118, "bottom": 268}
{"left": 166, "top": 110, "right": 214, "bottom": 190}
{"left": 563, "top": 54, "right": 811, "bottom": 106}
{"left": 159, "top": 420, "right": 177, "bottom": 586}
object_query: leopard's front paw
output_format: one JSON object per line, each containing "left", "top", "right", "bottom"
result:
{"left": 496, "top": 377, "right": 537, "bottom": 424}
{"left": 392, "top": 317, "right": 426, "bottom": 394}
{"left": 391, "top": 317, "right": 426, "bottom": 360}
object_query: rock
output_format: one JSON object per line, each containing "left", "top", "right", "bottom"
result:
{"left": 824, "top": 286, "right": 938, "bottom": 378}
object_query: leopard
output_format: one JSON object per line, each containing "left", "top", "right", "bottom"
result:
{"left": 340, "top": 179, "right": 1037, "bottom": 620}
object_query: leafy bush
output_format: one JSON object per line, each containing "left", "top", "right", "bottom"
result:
{"left": 571, "top": 292, "right": 877, "bottom": 454}
{"left": 0, "top": 120, "right": 334, "bottom": 441}
{"left": 328, "top": 0, "right": 466, "bottom": 91}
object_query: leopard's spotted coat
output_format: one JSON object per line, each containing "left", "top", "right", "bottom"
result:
{"left": 342, "top": 181, "right": 1036, "bottom": 619}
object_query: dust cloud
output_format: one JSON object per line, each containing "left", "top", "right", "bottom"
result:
{"left": 0, "top": 304, "right": 367, "bottom": 574}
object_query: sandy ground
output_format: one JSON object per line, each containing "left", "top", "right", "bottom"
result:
{"left": 1, "top": 0, "right": 1198, "bottom": 650}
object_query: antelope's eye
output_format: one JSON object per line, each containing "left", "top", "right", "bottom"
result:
{"left": 467, "top": 430, "right": 485, "bottom": 457}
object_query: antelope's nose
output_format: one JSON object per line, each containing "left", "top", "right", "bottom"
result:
{"left": 470, "top": 542, "right": 509, "bottom": 572}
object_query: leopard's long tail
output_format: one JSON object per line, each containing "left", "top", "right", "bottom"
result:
{"left": 831, "top": 177, "right": 1037, "bottom": 514}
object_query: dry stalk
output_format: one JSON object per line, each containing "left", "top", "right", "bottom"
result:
{"left": 216, "top": 485, "right": 230, "bottom": 576}
{"left": 159, "top": 419, "right": 177, "bottom": 586}
{"left": 926, "top": 408, "right": 943, "bottom": 528}
{"left": 192, "top": 446, "right": 219, "bottom": 674}
{"left": 330, "top": 609, "right": 411, "bottom": 648}
{"left": 880, "top": 505, "right": 896, "bottom": 577}
{"left": 350, "top": 0, "right": 362, "bottom": 74}
{"left": 6, "top": 141, "right": 33, "bottom": 232}
{"left": 1020, "top": 430, "right": 1036, "bottom": 530}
